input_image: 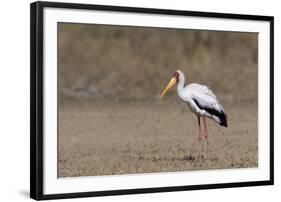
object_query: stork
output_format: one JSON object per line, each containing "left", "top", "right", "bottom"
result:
{"left": 160, "top": 70, "right": 227, "bottom": 159}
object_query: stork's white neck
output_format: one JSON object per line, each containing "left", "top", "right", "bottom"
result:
{"left": 176, "top": 71, "right": 186, "bottom": 102}
{"left": 177, "top": 73, "right": 185, "bottom": 91}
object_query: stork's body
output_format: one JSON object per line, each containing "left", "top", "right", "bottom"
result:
{"left": 160, "top": 70, "right": 227, "bottom": 159}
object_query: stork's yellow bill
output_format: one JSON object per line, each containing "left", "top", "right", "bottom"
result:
{"left": 160, "top": 77, "right": 177, "bottom": 98}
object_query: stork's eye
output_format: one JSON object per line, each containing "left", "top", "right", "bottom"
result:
{"left": 173, "top": 72, "right": 180, "bottom": 83}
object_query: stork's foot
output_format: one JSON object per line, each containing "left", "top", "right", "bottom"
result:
{"left": 197, "top": 151, "right": 206, "bottom": 161}
{"left": 198, "top": 142, "right": 209, "bottom": 161}
{"left": 202, "top": 142, "right": 209, "bottom": 161}
{"left": 199, "top": 155, "right": 207, "bottom": 161}
{"left": 197, "top": 154, "right": 208, "bottom": 163}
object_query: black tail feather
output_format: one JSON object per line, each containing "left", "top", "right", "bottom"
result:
{"left": 204, "top": 107, "right": 227, "bottom": 127}
{"left": 218, "top": 113, "right": 227, "bottom": 127}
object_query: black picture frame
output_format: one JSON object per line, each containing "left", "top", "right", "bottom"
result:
{"left": 30, "top": 1, "right": 274, "bottom": 200}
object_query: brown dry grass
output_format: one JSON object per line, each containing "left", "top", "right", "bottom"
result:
{"left": 58, "top": 100, "right": 257, "bottom": 177}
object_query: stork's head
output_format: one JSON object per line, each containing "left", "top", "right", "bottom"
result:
{"left": 160, "top": 70, "right": 184, "bottom": 98}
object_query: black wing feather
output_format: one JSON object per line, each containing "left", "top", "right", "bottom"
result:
{"left": 193, "top": 99, "right": 227, "bottom": 127}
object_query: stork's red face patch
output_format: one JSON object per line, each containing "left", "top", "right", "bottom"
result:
{"left": 173, "top": 72, "right": 179, "bottom": 83}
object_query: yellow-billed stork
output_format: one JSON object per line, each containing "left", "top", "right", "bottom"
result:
{"left": 160, "top": 70, "right": 227, "bottom": 159}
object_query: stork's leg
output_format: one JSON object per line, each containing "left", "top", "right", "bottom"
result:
{"left": 203, "top": 117, "right": 208, "bottom": 160}
{"left": 197, "top": 116, "right": 202, "bottom": 159}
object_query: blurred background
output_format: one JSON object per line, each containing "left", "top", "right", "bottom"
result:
{"left": 58, "top": 23, "right": 258, "bottom": 106}
{"left": 58, "top": 23, "right": 258, "bottom": 176}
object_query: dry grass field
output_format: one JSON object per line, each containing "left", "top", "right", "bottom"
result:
{"left": 58, "top": 100, "right": 257, "bottom": 177}
{"left": 58, "top": 23, "right": 258, "bottom": 177}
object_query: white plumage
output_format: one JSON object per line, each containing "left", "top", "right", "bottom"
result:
{"left": 160, "top": 69, "right": 227, "bottom": 159}
{"left": 168, "top": 70, "right": 227, "bottom": 126}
